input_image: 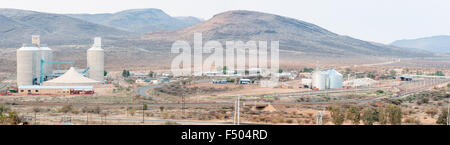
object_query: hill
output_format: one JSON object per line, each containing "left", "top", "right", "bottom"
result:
{"left": 68, "top": 8, "right": 203, "bottom": 34}
{"left": 142, "top": 10, "right": 431, "bottom": 57}
{"left": 391, "top": 35, "right": 450, "bottom": 53}
{"left": 0, "top": 8, "right": 134, "bottom": 47}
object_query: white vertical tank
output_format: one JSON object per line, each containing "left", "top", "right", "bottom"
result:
{"left": 328, "top": 69, "right": 343, "bottom": 89}
{"left": 40, "top": 44, "right": 53, "bottom": 75}
{"left": 17, "top": 45, "right": 39, "bottom": 86}
{"left": 312, "top": 71, "right": 328, "bottom": 90}
{"left": 87, "top": 37, "right": 104, "bottom": 83}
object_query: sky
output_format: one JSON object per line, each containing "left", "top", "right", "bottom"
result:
{"left": 2, "top": 0, "right": 450, "bottom": 44}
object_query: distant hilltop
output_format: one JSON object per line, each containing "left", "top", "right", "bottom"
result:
{"left": 391, "top": 35, "right": 450, "bottom": 53}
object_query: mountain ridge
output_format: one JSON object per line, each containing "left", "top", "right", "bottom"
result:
{"left": 0, "top": 8, "right": 134, "bottom": 47}
{"left": 67, "top": 8, "right": 203, "bottom": 34}
{"left": 391, "top": 35, "right": 450, "bottom": 53}
{"left": 142, "top": 10, "right": 432, "bottom": 57}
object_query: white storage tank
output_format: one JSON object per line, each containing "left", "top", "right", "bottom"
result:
{"left": 87, "top": 37, "right": 104, "bottom": 83}
{"left": 17, "top": 45, "right": 39, "bottom": 86}
{"left": 328, "top": 69, "right": 343, "bottom": 89}
{"left": 312, "top": 71, "right": 328, "bottom": 90}
{"left": 40, "top": 44, "right": 53, "bottom": 75}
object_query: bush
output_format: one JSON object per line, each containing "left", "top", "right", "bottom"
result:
{"left": 164, "top": 121, "right": 180, "bottom": 125}
{"left": 346, "top": 106, "right": 361, "bottom": 125}
{"left": 82, "top": 106, "right": 102, "bottom": 114}
{"left": 328, "top": 106, "right": 346, "bottom": 125}
{"left": 436, "top": 108, "right": 448, "bottom": 125}
{"left": 59, "top": 105, "right": 73, "bottom": 113}
{"left": 416, "top": 97, "right": 429, "bottom": 105}
{"left": 385, "top": 104, "right": 402, "bottom": 125}
{"left": 376, "top": 90, "right": 384, "bottom": 95}
{"left": 128, "top": 108, "right": 136, "bottom": 116}
{"left": 361, "top": 107, "right": 377, "bottom": 125}
{"left": 377, "top": 107, "right": 388, "bottom": 125}
{"left": 0, "top": 103, "right": 10, "bottom": 115}
{"left": 425, "top": 108, "right": 438, "bottom": 118}
{"left": 404, "top": 117, "right": 420, "bottom": 125}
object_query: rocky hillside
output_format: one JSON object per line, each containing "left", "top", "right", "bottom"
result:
{"left": 142, "top": 10, "right": 431, "bottom": 57}
{"left": 68, "top": 8, "right": 203, "bottom": 34}
{"left": 0, "top": 8, "right": 134, "bottom": 47}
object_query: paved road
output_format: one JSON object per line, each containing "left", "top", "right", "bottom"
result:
{"left": 135, "top": 85, "right": 162, "bottom": 100}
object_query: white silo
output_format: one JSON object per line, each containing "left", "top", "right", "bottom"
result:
{"left": 40, "top": 44, "right": 53, "bottom": 75}
{"left": 328, "top": 69, "right": 343, "bottom": 89}
{"left": 312, "top": 70, "right": 328, "bottom": 90}
{"left": 17, "top": 45, "right": 39, "bottom": 86}
{"left": 87, "top": 37, "right": 104, "bottom": 83}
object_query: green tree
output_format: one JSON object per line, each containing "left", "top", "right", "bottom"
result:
{"left": 436, "top": 108, "right": 448, "bottom": 125}
{"left": 435, "top": 71, "right": 445, "bottom": 76}
{"left": 328, "top": 106, "right": 346, "bottom": 125}
{"left": 389, "top": 70, "right": 397, "bottom": 77}
{"left": 346, "top": 106, "right": 361, "bottom": 125}
{"left": 122, "top": 69, "right": 130, "bottom": 78}
{"left": 361, "top": 107, "right": 377, "bottom": 125}
{"left": 104, "top": 70, "right": 108, "bottom": 76}
{"left": 447, "top": 83, "right": 450, "bottom": 88}
{"left": 278, "top": 69, "right": 283, "bottom": 73}
{"left": 143, "top": 104, "right": 148, "bottom": 110}
{"left": 149, "top": 71, "right": 154, "bottom": 77}
{"left": 223, "top": 66, "right": 228, "bottom": 74}
{"left": 303, "top": 68, "right": 314, "bottom": 73}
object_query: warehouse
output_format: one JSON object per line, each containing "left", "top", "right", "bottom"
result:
{"left": 17, "top": 86, "right": 94, "bottom": 96}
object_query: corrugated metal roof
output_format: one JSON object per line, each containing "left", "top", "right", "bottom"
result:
{"left": 19, "top": 85, "right": 93, "bottom": 89}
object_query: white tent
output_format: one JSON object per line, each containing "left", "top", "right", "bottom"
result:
{"left": 43, "top": 67, "right": 100, "bottom": 86}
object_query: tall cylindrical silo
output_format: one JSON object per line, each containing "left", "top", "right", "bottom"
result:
{"left": 17, "top": 45, "right": 38, "bottom": 86}
{"left": 40, "top": 45, "right": 53, "bottom": 75}
{"left": 312, "top": 71, "right": 327, "bottom": 90}
{"left": 87, "top": 37, "right": 104, "bottom": 83}
{"left": 33, "top": 46, "right": 41, "bottom": 83}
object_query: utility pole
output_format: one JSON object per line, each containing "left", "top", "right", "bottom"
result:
{"left": 447, "top": 97, "right": 449, "bottom": 125}
{"left": 142, "top": 103, "right": 145, "bottom": 124}
{"left": 34, "top": 111, "right": 37, "bottom": 125}
{"left": 233, "top": 99, "right": 237, "bottom": 124}
{"left": 86, "top": 112, "right": 89, "bottom": 125}
{"left": 182, "top": 94, "right": 185, "bottom": 118}
{"left": 234, "top": 95, "right": 240, "bottom": 125}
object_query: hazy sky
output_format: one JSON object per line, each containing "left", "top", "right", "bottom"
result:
{"left": 2, "top": 0, "right": 450, "bottom": 44}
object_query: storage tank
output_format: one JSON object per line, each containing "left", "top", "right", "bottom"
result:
{"left": 328, "top": 69, "right": 343, "bottom": 89}
{"left": 17, "top": 45, "right": 39, "bottom": 86}
{"left": 40, "top": 44, "right": 53, "bottom": 75}
{"left": 87, "top": 37, "right": 104, "bottom": 83}
{"left": 312, "top": 71, "right": 328, "bottom": 90}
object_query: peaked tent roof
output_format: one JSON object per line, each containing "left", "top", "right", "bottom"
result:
{"left": 43, "top": 67, "right": 100, "bottom": 86}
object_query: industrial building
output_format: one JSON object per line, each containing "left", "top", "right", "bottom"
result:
{"left": 311, "top": 69, "right": 343, "bottom": 90}
{"left": 17, "top": 86, "right": 94, "bottom": 96}
{"left": 16, "top": 35, "right": 53, "bottom": 86}
{"left": 15, "top": 36, "right": 104, "bottom": 95}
